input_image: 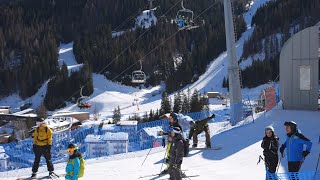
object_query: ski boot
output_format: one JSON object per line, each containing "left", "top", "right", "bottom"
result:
{"left": 206, "top": 144, "right": 212, "bottom": 148}
{"left": 192, "top": 144, "right": 197, "bottom": 148}
{"left": 31, "top": 172, "right": 37, "bottom": 179}
{"left": 160, "top": 168, "right": 168, "bottom": 175}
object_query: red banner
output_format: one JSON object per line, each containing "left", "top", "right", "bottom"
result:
{"left": 264, "top": 87, "right": 277, "bottom": 111}
{"left": 153, "top": 141, "right": 161, "bottom": 148}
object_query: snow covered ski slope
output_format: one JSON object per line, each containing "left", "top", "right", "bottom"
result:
{"left": 2, "top": 109, "right": 319, "bottom": 180}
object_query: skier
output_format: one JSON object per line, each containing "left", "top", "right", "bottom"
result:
{"left": 159, "top": 113, "right": 183, "bottom": 174}
{"left": 188, "top": 114, "right": 215, "bottom": 148}
{"left": 31, "top": 117, "right": 54, "bottom": 179}
{"left": 66, "top": 143, "right": 83, "bottom": 180}
{"left": 169, "top": 127, "right": 184, "bottom": 180}
{"left": 261, "top": 126, "right": 279, "bottom": 177}
{"left": 279, "top": 121, "right": 312, "bottom": 173}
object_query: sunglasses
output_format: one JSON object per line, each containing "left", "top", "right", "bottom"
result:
{"left": 168, "top": 116, "right": 173, "bottom": 119}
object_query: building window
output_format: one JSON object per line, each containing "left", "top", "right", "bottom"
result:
{"left": 299, "top": 65, "right": 311, "bottom": 90}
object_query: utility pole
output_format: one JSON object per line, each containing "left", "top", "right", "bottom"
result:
{"left": 223, "top": 0, "right": 243, "bottom": 125}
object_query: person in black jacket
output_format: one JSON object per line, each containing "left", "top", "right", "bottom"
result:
{"left": 169, "top": 127, "right": 184, "bottom": 180}
{"left": 261, "top": 126, "right": 279, "bottom": 175}
{"left": 159, "top": 113, "right": 183, "bottom": 174}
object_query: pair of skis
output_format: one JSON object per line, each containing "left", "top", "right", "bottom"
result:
{"left": 139, "top": 171, "right": 199, "bottom": 179}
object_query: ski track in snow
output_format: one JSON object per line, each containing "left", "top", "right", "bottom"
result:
{"left": 2, "top": 109, "right": 320, "bottom": 180}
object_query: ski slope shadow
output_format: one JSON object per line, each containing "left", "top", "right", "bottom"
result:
{"left": 201, "top": 109, "right": 284, "bottom": 161}
{"left": 200, "top": 109, "right": 320, "bottom": 173}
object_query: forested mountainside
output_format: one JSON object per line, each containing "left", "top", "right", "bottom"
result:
{"left": 0, "top": 0, "right": 249, "bottom": 109}
{"left": 240, "top": 0, "right": 320, "bottom": 88}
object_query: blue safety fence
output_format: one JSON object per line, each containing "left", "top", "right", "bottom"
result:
{"left": 0, "top": 109, "right": 258, "bottom": 173}
{"left": 267, "top": 171, "right": 320, "bottom": 180}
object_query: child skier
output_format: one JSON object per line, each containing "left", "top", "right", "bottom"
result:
{"left": 169, "top": 127, "right": 184, "bottom": 180}
{"left": 261, "top": 126, "right": 279, "bottom": 178}
{"left": 159, "top": 113, "right": 183, "bottom": 174}
{"left": 66, "top": 143, "right": 82, "bottom": 180}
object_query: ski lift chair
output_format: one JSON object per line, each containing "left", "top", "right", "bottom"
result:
{"left": 175, "top": 1, "right": 199, "bottom": 31}
{"left": 76, "top": 87, "right": 91, "bottom": 109}
{"left": 132, "top": 70, "right": 146, "bottom": 84}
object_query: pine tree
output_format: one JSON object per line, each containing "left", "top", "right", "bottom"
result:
{"left": 173, "top": 91, "right": 182, "bottom": 113}
{"left": 190, "top": 89, "right": 202, "bottom": 112}
{"left": 112, "top": 106, "right": 121, "bottom": 124}
{"left": 160, "top": 92, "right": 171, "bottom": 114}
{"left": 181, "top": 92, "right": 190, "bottom": 114}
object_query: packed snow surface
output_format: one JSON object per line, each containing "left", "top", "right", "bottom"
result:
{"left": 2, "top": 109, "right": 319, "bottom": 180}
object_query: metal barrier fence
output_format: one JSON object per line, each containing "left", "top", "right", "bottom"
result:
{"left": 267, "top": 171, "right": 320, "bottom": 180}
{"left": 0, "top": 110, "right": 218, "bottom": 172}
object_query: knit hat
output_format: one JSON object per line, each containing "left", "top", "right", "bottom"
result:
{"left": 265, "top": 126, "right": 274, "bottom": 133}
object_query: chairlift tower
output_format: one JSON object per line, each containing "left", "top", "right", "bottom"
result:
{"left": 223, "top": 0, "right": 242, "bottom": 125}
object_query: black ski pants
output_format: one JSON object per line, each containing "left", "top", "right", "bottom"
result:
{"left": 32, "top": 145, "right": 54, "bottom": 173}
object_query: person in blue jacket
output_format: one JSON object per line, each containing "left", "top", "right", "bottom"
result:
{"left": 280, "top": 121, "right": 312, "bottom": 172}
{"left": 66, "top": 143, "right": 81, "bottom": 180}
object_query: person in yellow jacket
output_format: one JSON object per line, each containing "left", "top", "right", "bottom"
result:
{"left": 31, "top": 117, "right": 55, "bottom": 179}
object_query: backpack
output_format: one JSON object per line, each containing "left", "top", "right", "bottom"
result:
{"left": 70, "top": 157, "right": 85, "bottom": 178}
{"left": 183, "top": 139, "right": 190, "bottom": 157}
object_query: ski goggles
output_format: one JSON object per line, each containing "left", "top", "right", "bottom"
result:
{"left": 67, "top": 147, "right": 78, "bottom": 152}
{"left": 67, "top": 148, "right": 75, "bottom": 153}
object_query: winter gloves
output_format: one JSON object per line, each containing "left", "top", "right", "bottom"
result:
{"left": 302, "top": 151, "right": 310, "bottom": 158}
{"left": 280, "top": 144, "right": 285, "bottom": 157}
{"left": 210, "top": 114, "right": 216, "bottom": 119}
{"left": 172, "top": 164, "right": 178, "bottom": 169}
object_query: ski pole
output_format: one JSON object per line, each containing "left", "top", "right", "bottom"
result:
{"left": 141, "top": 146, "right": 153, "bottom": 166}
{"left": 276, "top": 155, "right": 282, "bottom": 173}
{"left": 298, "top": 157, "right": 305, "bottom": 170}
{"left": 159, "top": 149, "right": 167, "bottom": 174}
{"left": 314, "top": 153, "right": 320, "bottom": 180}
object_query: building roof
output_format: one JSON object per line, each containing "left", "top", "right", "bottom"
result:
{"left": 103, "top": 132, "right": 129, "bottom": 141}
{"left": 142, "top": 126, "right": 163, "bottom": 139}
{"left": 101, "top": 124, "right": 121, "bottom": 131}
{"left": 85, "top": 132, "right": 129, "bottom": 142}
{"left": 117, "top": 121, "right": 138, "bottom": 126}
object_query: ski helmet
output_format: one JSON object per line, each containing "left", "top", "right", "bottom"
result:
{"left": 68, "top": 143, "right": 79, "bottom": 151}
{"left": 284, "top": 121, "right": 297, "bottom": 131}
{"left": 36, "top": 117, "right": 45, "bottom": 122}
{"left": 169, "top": 113, "right": 178, "bottom": 122}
